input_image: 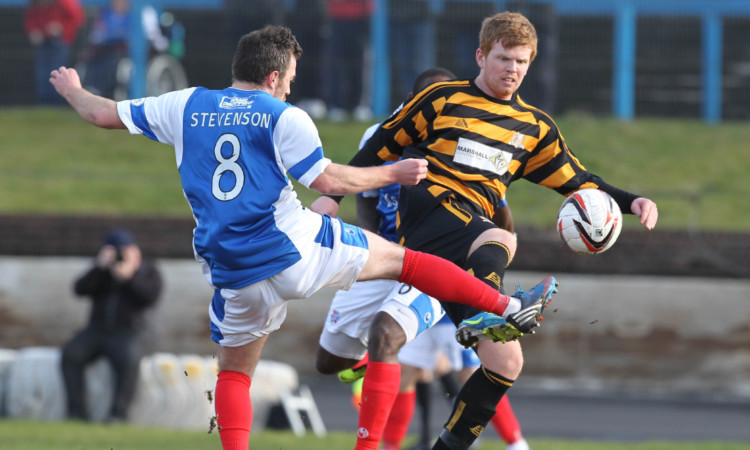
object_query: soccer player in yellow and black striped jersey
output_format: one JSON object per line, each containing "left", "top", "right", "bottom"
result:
{"left": 346, "top": 11, "right": 659, "bottom": 450}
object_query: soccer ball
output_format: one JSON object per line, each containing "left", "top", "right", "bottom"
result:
{"left": 557, "top": 188, "right": 622, "bottom": 255}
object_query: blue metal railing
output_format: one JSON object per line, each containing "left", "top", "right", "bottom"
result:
{"left": 8, "top": 0, "right": 750, "bottom": 122}
{"left": 369, "top": 0, "right": 750, "bottom": 122}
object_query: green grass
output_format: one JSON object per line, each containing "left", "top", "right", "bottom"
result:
{"left": 0, "top": 420, "right": 748, "bottom": 450}
{"left": 1, "top": 107, "right": 748, "bottom": 231}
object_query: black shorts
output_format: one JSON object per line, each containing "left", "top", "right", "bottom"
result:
{"left": 397, "top": 183, "right": 498, "bottom": 325}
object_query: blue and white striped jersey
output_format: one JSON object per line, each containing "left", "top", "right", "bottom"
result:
{"left": 117, "top": 87, "right": 331, "bottom": 289}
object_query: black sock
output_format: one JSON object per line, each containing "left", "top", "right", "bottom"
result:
{"left": 463, "top": 240, "right": 510, "bottom": 293}
{"left": 439, "top": 372, "right": 460, "bottom": 401}
{"left": 433, "top": 366, "right": 513, "bottom": 449}
{"left": 415, "top": 380, "right": 432, "bottom": 444}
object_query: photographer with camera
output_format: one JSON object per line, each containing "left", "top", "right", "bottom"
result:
{"left": 60, "top": 228, "right": 163, "bottom": 422}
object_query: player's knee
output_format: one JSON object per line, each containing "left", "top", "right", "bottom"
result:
{"left": 315, "top": 347, "right": 341, "bottom": 374}
{"left": 368, "top": 313, "right": 407, "bottom": 361}
{"left": 503, "top": 349, "right": 524, "bottom": 377}
{"left": 471, "top": 228, "right": 516, "bottom": 259}
{"left": 478, "top": 342, "right": 524, "bottom": 378}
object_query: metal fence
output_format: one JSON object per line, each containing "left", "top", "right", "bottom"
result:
{"left": 2, "top": 0, "right": 750, "bottom": 121}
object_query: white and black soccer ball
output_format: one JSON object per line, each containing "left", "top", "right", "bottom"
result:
{"left": 557, "top": 188, "right": 622, "bottom": 255}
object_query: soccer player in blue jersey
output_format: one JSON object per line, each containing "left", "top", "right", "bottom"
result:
{"left": 50, "top": 25, "right": 549, "bottom": 450}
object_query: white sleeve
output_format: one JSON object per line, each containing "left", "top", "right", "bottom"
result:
{"left": 116, "top": 87, "right": 196, "bottom": 145}
{"left": 274, "top": 106, "right": 331, "bottom": 188}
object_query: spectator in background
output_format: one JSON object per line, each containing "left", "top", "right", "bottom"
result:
{"left": 61, "top": 228, "right": 163, "bottom": 422}
{"left": 24, "top": 0, "right": 85, "bottom": 104}
{"left": 388, "top": 0, "right": 437, "bottom": 104}
{"left": 286, "top": 0, "right": 328, "bottom": 119}
{"left": 79, "top": 0, "right": 170, "bottom": 99}
{"left": 324, "top": 0, "right": 373, "bottom": 121}
{"left": 224, "top": 0, "right": 284, "bottom": 47}
{"left": 437, "top": 1, "right": 493, "bottom": 79}
{"left": 220, "top": 0, "right": 285, "bottom": 104}
{"left": 511, "top": 1, "right": 559, "bottom": 114}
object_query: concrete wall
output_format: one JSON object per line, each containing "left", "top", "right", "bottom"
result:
{"left": 0, "top": 257, "right": 213, "bottom": 353}
{"left": 2, "top": 257, "right": 749, "bottom": 400}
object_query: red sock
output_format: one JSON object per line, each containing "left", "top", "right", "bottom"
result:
{"left": 215, "top": 371, "right": 252, "bottom": 450}
{"left": 399, "top": 249, "right": 509, "bottom": 315}
{"left": 382, "top": 390, "right": 417, "bottom": 449}
{"left": 490, "top": 395, "right": 523, "bottom": 444}
{"left": 354, "top": 361, "right": 401, "bottom": 450}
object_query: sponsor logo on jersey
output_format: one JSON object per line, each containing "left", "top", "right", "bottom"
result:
{"left": 329, "top": 309, "right": 340, "bottom": 324}
{"left": 453, "top": 137, "right": 513, "bottom": 175}
{"left": 219, "top": 96, "right": 255, "bottom": 110}
{"left": 380, "top": 192, "right": 398, "bottom": 210}
{"left": 510, "top": 131, "right": 526, "bottom": 149}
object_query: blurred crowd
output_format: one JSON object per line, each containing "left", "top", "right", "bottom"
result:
{"left": 24, "top": 0, "right": 185, "bottom": 103}
{"left": 25, "top": 0, "right": 552, "bottom": 121}
{"left": 223, "top": 0, "right": 554, "bottom": 121}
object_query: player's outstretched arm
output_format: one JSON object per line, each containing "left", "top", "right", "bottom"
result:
{"left": 309, "top": 159, "right": 427, "bottom": 196}
{"left": 630, "top": 197, "right": 658, "bottom": 230}
{"left": 49, "top": 66, "right": 126, "bottom": 130}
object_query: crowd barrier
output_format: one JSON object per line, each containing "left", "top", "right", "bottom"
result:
{"left": 0, "top": 347, "right": 325, "bottom": 435}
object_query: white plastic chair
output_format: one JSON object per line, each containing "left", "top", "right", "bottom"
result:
{"left": 0, "top": 349, "right": 19, "bottom": 416}
{"left": 178, "top": 354, "right": 216, "bottom": 430}
{"left": 5, "top": 347, "right": 66, "bottom": 421}
{"left": 148, "top": 352, "right": 192, "bottom": 428}
{"left": 128, "top": 355, "right": 164, "bottom": 427}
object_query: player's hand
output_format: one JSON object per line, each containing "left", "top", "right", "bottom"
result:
{"left": 310, "top": 196, "right": 340, "bottom": 217}
{"left": 49, "top": 66, "right": 82, "bottom": 98}
{"left": 630, "top": 197, "right": 658, "bottom": 230}
{"left": 390, "top": 158, "right": 427, "bottom": 186}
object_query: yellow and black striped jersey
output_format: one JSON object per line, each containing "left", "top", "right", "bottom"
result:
{"left": 356, "top": 79, "right": 623, "bottom": 219}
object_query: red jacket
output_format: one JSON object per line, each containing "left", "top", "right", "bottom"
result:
{"left": 327, "top": 0, "right": 372, "bottom": 20}
{"left": 24, "top": 0, "right": 85, "bottom": 44}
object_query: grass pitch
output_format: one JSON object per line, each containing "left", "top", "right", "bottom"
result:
{"left": 1, "top": 420, "right": 748, "bottom": 450}
{"left": 0, "top": 107, "right": 748, "bottom": 231}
